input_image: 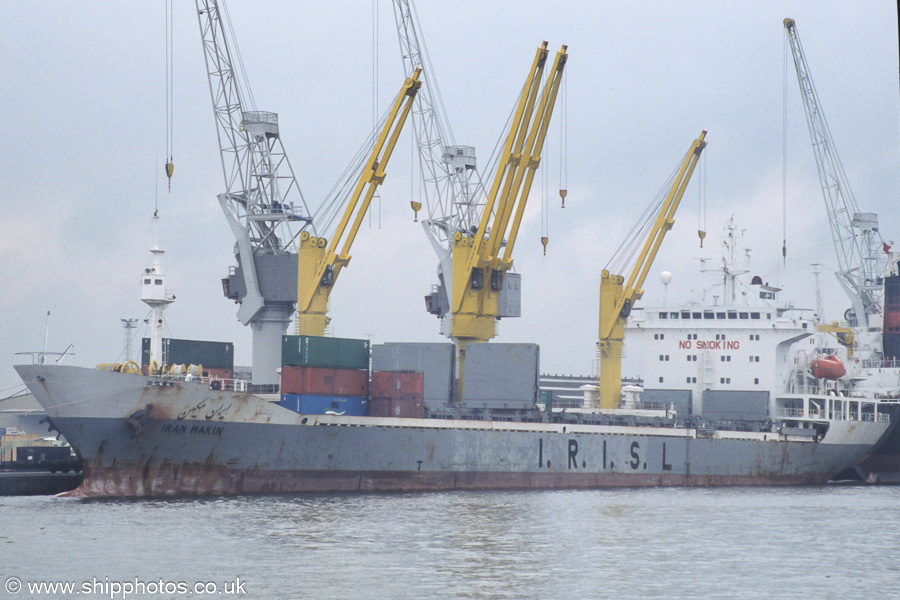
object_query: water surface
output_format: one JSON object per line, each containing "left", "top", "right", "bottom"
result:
{"left": 2, "top": 485, "right": 898, "bottom": 599}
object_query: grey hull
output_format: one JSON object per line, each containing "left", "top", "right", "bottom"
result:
{"left": 16, "top": 365, "right": 887, "bottom": 497}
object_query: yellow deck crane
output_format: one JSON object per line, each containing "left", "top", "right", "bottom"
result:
{"left": 597, "top": 131, "right": 707, "bottom": 409}
{"left": 817, "top": 322, "right": 855, "bottom": 358}
{"left": 449, "top": 42, "right": 568, "bottom": 386}
{"left": 295, "top": 69, "right": 423, "bottom": 336}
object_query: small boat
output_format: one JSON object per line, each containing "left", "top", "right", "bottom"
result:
{"left": 811, "top": 355, "right": 846, "bottom": 380}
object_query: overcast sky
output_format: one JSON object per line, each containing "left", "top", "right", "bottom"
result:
{"left": 1, "top": 1, "right": 898, "bottom": 394}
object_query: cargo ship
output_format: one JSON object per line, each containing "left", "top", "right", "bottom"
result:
{"left": 14, "top": 356, "right": 894, "bottom": 496}
{"left": 13, "top": 213, "right": 897, "bottom": 497}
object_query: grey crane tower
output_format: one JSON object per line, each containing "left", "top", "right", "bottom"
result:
{"left": 196, "top": 0, "right": 312, "bottom": 385}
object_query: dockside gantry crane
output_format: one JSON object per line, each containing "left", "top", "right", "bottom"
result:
{"left": 784, "top": 18, "right": 887, "bottom": 329}
{"left": 295, "top": 70, "right": 422, "bottom": 336}
{"left": 450, "top": 42, "right": 568, "bottom": 382}
{"left": 597, "top": 132, "right": 707, "bottom": 409}
{"left": 197, "top": 0, "right": 421, "bottom": 381}
{"left": 392, "top": 0, "right": 482, "bottom": 295}
{"left": 196, "top": 0, "right": 313, "bottom": 385}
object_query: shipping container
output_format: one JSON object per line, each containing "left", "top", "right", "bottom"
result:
{"left": 281, "top": 336, "right": 369, "bottom": 370}
{"left": 462, "top": 343, "right": 539, "bottom": 410}
{"left": 700, "top": 390, "right": 769, "bottom": 421}
{"left": 281, "top": 366, "right": 368, "bottom": 396}
{"left": 141, "top": 338, "right": 234, "bottom": 370}
{"left": 540, "top": 389, "right": 553, "bottom": 412}
{"left": 371, "top": 371, "right": 424, "bottom": 400}
{"left": 368, "top": 397, "right": 425, "bottom": 419}
{"left": 205, "top": 368, "right": 234, "bottom": 381}
{"left": 371, "top": 343, "right": 455, "bottom": 411}
{"left": 279, "top": 394, "right": 368, "bottom": 416}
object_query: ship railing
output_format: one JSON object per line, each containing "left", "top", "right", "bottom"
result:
{"left": 199, "top": 376, "right": 249, "bottom": 392}
{"left": 779, "top": 408, "right": 805, "bottom": 418}
{"left": 154, "top": 373, "right": 249, "bottom": 392}
{"left": 860, "top": 358, "right": 900, "bottom": 370}
{"left": 636, "top": 401, "right": 667, "bottom": 411}
{"left": 861, "top": 412, "right": 892, "bottom": 423}
{"left": 777, "top": 405, "right": 889, "bottom": 423}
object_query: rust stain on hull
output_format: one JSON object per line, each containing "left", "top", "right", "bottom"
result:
{"left": 62, "top": 464, "right": 832, "bottom": 498}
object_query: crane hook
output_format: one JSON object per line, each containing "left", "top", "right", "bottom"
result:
{"left": 541, "top": 236, "right": 549, "bottom": 256}
{"left": 165, "top": 159, "right": 174, "bottom": 192}
{"left": 411, "top": 201, "right": 422, "bottom": 222}
{"left": 698, "top": 229, "right": 706, "bottom": 248}
{"left": 559, "top": 189, "right": 567, "bottom": 208}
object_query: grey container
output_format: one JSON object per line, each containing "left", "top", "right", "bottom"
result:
{"left": 372, "top": 343, "right": 455, "bottom": 411}
{"left": 700, "top": 390, "right": 770, "bottom": 421}
{"left": 642, "top": 389, "right": 692, "bottom": 416}
{"left": 462, "top": 342, "right": 539, "bottom": 410}
{"left": 281, "top": 336, "right": 369, "bottom": 370}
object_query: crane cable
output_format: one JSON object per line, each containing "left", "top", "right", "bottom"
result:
{"left": 220, "top": 0, "right": 256, "bottom": 112}
{"left": 540, "top": 127, "right": 548, "bottom": 255}
{"left": 312, "top": 108, "right": 394, "bottom": 236}
{"left": 559, "top": 68, "right": 568, "bottom": 208}
{"left": 604, "top": 153, "right": 687, "bottom": 276}
{"left": 370, "top": 0, "right": 381, "bottom": 230}
{"left": 782, "top": 27, "right": 789, "bottom": 267}
{"left": 165, "top": 0, "right": 174, "bottom": 191}
{"left": 698, "top": 145, "right": 706, "bottom": 247}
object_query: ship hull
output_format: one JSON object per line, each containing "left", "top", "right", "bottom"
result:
{"left": 16, "top": 365, "right": 889, "bottom": 497}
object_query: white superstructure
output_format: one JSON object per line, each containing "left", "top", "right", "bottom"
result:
{"left": 626, "top": 219, "right": 818, "bottom": 420}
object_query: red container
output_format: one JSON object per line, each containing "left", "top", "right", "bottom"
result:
{"left": 206, "top": 367, "right": 233, "bottom": 381}
{"left": 368, "top": 397, "right": 425, "bottom": 419}
{"left": 281, "top": 366, "right": 369, "bottom": 396}
{"left": 371, "top": 371, "right": 424, "bottom": 400}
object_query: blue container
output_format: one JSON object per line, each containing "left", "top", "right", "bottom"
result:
{"left": 280, "top": 393, "right": 367, "bottom": 416}
{"left": 280, "top": 394, "right": 301, "bottom": 413}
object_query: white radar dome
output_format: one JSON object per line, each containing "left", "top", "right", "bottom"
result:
{"left": 660, "top": 271, "right": 672, "bottom": 285}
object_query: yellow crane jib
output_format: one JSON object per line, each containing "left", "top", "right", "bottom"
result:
{"left": 449, "top": 43, "right": 568, "bottom": 345}
{"left": 597, "top": 131, "right": 707, "bottom": 410}
{"left": 817, "top": 322, "right": 855, "bottom": 358}
{"left": 295, "top": 68, "right": 423, "bottom": 336}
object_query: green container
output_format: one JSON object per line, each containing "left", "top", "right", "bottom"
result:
{"left": 282, "top": 335, "right": 369, "bottom": 370}
{"left": 142, "top": 338, "right": 234, "bottom": 369}
{"left": 540, "top": 389, "right": 553, "bottom": 412}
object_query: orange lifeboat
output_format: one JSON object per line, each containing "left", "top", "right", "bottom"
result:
{"left": 811, "top": 354, "right": 846, "bottom": 380}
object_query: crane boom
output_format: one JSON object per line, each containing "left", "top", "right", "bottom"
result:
{"left": 597, "top": 131, "right": 707, "bottom": 409}
{"left": 449, "top": 42, "right": 567, "bottom": 389}
{"left": 784, "top": 18, "right": 886, "bottom": 328}
{"left": 196, "top": 0, "right": 312, "bottom": 385}
{"left": 295, "top": 70, "right": 423, "bottom": 336}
